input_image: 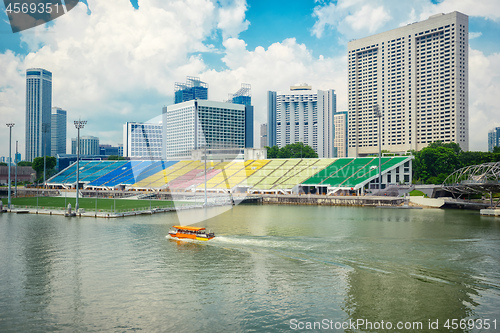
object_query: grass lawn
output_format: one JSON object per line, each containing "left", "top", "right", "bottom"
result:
{"left": 0, "top": 196, "right": 191, "bottom": 212}
{"left": 409, "top": 190, "right": 428, "bottom": 197}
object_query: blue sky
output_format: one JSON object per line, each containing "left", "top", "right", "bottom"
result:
{"left": 1, "top": 0, "right": 500, "bottom": 159}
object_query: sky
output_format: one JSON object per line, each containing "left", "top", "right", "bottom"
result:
{"left": 1, "top": 0, "right": 500, "bottom": 160}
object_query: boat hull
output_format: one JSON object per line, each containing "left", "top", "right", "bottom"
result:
{"left": 168, "top": 231, "right": 214, "bottom": 241}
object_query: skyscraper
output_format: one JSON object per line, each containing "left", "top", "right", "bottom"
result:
{"left": 71, "top": 136, "right": 99, "bottom": 155}
{"left": 163, "top": 100, "right": 253, "bottom": 160}
{"left": 174, "top": 76, "right": 208, "bottom": 104}
{"left": 334, "top": 112, "right": 348, "bottom": 157}
{"left": 51, "top": 107, "right": 67, "bottom": 156}
{"left": 228, "top": 83, "right": 252, "bottom": 106}
{"left": 260, "top": 123, "right": 268, "bottom": 148}
{"left": 347, "top": 11, "right": 469, "bottom": 156}
{"left": 267, "top": 91, "right": 277, "bottom": 147}
{"left": 25, "top": 68, "right": 52, "bottom": 161}
{"left": 267, "top": 85, "right": 337, "bottom": 158}
{"left": 488, "top": 127, "right": 500, "bottom": 152}
{"left": 123, "top": 122, "right": 163, "bottom": 159}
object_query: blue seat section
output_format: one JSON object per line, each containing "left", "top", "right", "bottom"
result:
{"left": 88, "top": 161, "right": 150, "bottom": 187}
{"left": 48, "top": 160, "right": 93, "bottom": 184}
{"left": 134, "top": 160, "right": 178, "bottom": 184}
{"left": 80, "top": 161, "right": 128, "bottom": 183}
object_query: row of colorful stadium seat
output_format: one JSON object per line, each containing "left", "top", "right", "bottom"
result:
{"left": 47, "top": 157, "right": 411, "bottom": 191}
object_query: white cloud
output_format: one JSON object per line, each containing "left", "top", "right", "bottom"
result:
{"left": 419, "top": 0, "right": 500, "bottom": 21}
{"left": 468, "top": 48, "right": 500, "bottom": 151}
{"left": 0, "top": 0, "right": 252, "bottom": 157}
{"left": 312, "top": 0, "right": 421, "bottom": 40}
{"left": 203, "top": 38, "right": 347, "bottom": 129}
{"left": 469, "top": 32, "right": 482, "bottom": 40}
{"left": 216, "top": 0, "right": 250, "bottom": 40}
{"left": 344, "top": 5, "right": 392, "bottom": 33}
{"left": 311, "top": 0, "right": 499, "bottom": 41}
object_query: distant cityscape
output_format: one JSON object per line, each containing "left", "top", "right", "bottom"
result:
{"left": 4, "top": 11, "right": 497, "bottom": 170}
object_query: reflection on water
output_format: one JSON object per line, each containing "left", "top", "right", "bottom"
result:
{"left": 0, "top": 206, "right": 499, "bottom": 332}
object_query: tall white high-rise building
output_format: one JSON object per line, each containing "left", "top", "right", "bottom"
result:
{"left": 163, "top": 100, "right": 253, "bottom": 160}
{"left": 348, "top": 11, "right": 468, "bottom": 156}
{"left": 25, "top": 68, "right": 52, "bottom": 161}
{"left": 123, "top": 122, "right": 163, "bottom": 159}
{"left": 260, "top": 123, "right": 268, "bottom": 148}
{"left": 334, "top": 112, "right": 348, "bottom": 158}
{"left": 51, "top": 107, "right": 67, "bottom": 156}
{"left": 71, "top": 136, "right": 99, "bottom": 156}
{"left": 268, "top": 85, "right": 336, "bottom": 158}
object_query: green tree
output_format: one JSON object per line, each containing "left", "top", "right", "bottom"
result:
{"left": 0, "top": 162, "right": 6, "bottom": 166}
{"left": 17, "top": 161, "right": 32, "bottom": 166}
{"left": 493, "top": 146, "right": 500, "bottom": 154}
{"left": 265, "top": 145, "right": 280, "bottom": 158}
{"left": 32, "top": 156, "right": 57, "bottom": 181}
{"left": 108, "top": 155, "right": 125, "bottom": 160}
{"left": 413, "top": 145, "right": 460, "bottom": 184}
{"left": 265, "top": 143, "right": 318, "bottom": 158}
{"left": 277, "top": 142, "right": 318, "bottom": 158}
{"left": 460, "top": 151, "right": 494, "bottom": 168}
{"left": 427, "top": 140, "right": 463, "bottom": 155}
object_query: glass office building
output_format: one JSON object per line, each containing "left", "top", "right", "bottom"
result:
{"left": 25, "top": 68, "right": 52, "bottom": 161}
{"left": 163, "top": 100, "right": 253, "bottom": 160}
{"left": 174, "top": 76, "right": 208, "bottom": 104}
{"left": 123, "top": 122, "right": 163, "bottom": 159}
{"left": 51, "top": 107, "right": 67, "bottom": 156}
{"left": 488, "top": 127, "right": 500, "bottom": 152}
{"left": 71, "top": 136, "right": 99, "bottom": 156}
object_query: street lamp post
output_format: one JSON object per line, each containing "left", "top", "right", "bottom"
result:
{"left": 74, "top": 120, "right": 87, "bottom": 211}
{"left": 42, "top": 123, "right": 50, "bottom": 190}
{"left": 374, "top": 105, "right": 382, "bottom": 191}
{"left": 204, "top": 143, "right": 208, "bottom": 207}
{"left": 15, "top": 140, "right": 18, "bottom": 197}
{"left": 6, "top": 123, "right": 14, "bottom": 209}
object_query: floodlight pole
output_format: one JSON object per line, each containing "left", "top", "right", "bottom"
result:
{"left": 74, "top": 120, "right": 87, "bottom": 211}
{"left": 15, "top": 140, "right": 18, "bottom": 197}
{"left": 300, "top": 137, "right": 303, "bottom": 159}
{"left": 42, "top": 123, "right": 50, "bottom": 190}
{"left": 374, "top": 105, "right": 382, "bottom": 191}
{"left": 204, "top": 144, "right": 207, "bottom": 207}
{"left": 6, "top": 123, "right": 14, "bottom": 209}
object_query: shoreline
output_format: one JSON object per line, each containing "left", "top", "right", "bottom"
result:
{"left": 1, "top": 193, "right": 495, "bottom": 218}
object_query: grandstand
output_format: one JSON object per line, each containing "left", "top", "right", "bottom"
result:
{"left": 46, "top": 156, "right": 413, "bottom": 195}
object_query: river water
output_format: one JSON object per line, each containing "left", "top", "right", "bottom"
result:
{"left": 0, "top": 205, "right": 499, "bottom": 332}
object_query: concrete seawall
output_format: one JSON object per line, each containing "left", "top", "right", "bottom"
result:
{"left": 262, "top": 195, "right": 404, "bottom": 207}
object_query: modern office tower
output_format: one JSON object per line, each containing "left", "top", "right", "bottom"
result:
{"left": 267, "top": 85, "right": 337, "bottom": 158}
{"left": 488, "top": 127, "right": 500, "bottom": 152}
{"left": 51, "top": 107, "right": 67, "bottom": 156}
{"left": 260, "top": 123, "right": 268, "bottom": 148}
{"left": 99, "top": 144, "right": 123, "bottom": 156}
{"left": 71, "top": 136, "right": 99, "bottom": 155}
{"left": 174, "top": 76, "right": 208, "bottom": 104}
{"left": 123, "top": 122, "right": 163, "bottom": 159}
{"left": 347, "top": 11, "right": 469, "bottom": 156}
{"left": 163, "top": 100, "right": 253, "bottom": 160}
{"left": 25, "top": 68, "right": 52, "bottom": 161}
{"left": 267, "top": 91, "right": 277, "bottom": 147}
{"left": 334, "top": 112, "right": 348, "bottom": 157}
{"left": 228, "top": 83, "right": 252, "bottom": 106}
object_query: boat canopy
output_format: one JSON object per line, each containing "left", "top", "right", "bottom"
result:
{"left": 172, "top": 225, "right": 206, "bottom": 231}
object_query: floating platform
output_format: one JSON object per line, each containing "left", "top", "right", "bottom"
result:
{"left": 376, "top": 205, "right": 422, "bottom": 209}
{"left": 480, "top": 209, "right": 500, "bottom": 217}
